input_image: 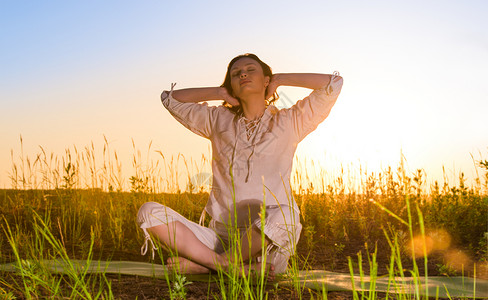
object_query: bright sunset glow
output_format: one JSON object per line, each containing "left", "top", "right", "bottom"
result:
{"left": 1, "top": 0, "right": 487, "bottom": 190}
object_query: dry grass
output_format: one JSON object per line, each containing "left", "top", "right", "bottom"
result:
{"left": 1, "top": 138, "right": 487, "bottom": 299}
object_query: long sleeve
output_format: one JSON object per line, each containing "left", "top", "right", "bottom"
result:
{"left": 288, "top": 74, "right": 343, "bottom": 142}
{"left": 161, "top": 87, "right": 220, "bottom": 139}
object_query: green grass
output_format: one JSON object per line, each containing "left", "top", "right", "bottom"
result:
{"left": 1, "top": 139, "right": 487, "bottom": 299}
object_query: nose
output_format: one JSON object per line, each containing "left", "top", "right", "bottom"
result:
{"left": 240, "top": 72, "right": 247, "bottom": 78}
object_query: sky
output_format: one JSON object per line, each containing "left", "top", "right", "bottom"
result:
{"left": 1, "top": 0, "right": 487, "bottom": 190}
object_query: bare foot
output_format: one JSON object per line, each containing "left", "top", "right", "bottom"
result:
{"left": 166, "top": 256, "right": 210, "bottom": 274}
{"left": 243, "top": 262, "right": 275, "bottom": 281}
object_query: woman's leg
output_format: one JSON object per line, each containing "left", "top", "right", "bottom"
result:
{"left": 138, "top": 202, "right": 275, "bottom": 277}
{"left": 138, "top": 202, "right": 220, "bottom": 273}
{"left": 211, "top": 222, "right": 275, "bottom": 279}
{"left": 148, "top": 221, "right": 274, "bottom": 278}
{"left": 236, "top": 225, "right": 276, "bottom": 279}
{"left": 147, "top": 221, "right": 227, "bottom": 272}
{"left": 234, "top": 225, "right": 271, "bottom": 262}
{"left": 252, "top": 205, "right": 302, "bottom": 274}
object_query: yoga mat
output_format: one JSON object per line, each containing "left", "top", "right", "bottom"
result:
{"left": 1, "top": 260, "right": 486, "bottom": 298}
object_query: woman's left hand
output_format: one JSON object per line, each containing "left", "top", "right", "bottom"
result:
{"left": 265, "top": 74, "right": 280, "bottom": 100}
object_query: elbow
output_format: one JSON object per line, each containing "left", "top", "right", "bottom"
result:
{"left": 326, "top": 75, "right": 343, "bottom": 96}
{"left": 336, "top": 76, "right": 344, "bottom": 90}
{"left": 161, "top": 90, "right": 169, "bottom": 101}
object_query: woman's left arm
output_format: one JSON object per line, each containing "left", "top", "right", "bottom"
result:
{"left": 266, "top": 73, "right": 338, "bottom": 98}
{"left": 272, "top": 73, "right": 343, "bottom": 142}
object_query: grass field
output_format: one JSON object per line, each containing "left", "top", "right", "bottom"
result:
{"left": 1, "top": 140, "right": 487, "bottom": 299}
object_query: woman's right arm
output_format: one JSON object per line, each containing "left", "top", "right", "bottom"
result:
{"left": 160, "top": 85, "right": 239, "bottom": 139}
{"left": 169, "top": 87, "right": 240, "bottom": 107}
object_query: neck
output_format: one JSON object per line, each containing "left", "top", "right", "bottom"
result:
{"left": 240, "top": 95, "right": 266, "bottom": 121}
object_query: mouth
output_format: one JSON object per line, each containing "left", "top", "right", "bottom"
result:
{"left": 240, "top": 80, "right": 251, "bottom": 86}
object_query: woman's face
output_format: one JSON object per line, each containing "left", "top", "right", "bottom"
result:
{"left": 229, "top": 57, "right": 270, "bottom": 100}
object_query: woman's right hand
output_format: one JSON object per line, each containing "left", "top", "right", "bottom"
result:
{"left": 219, "top": 87, "right": 240, "bottom": 107}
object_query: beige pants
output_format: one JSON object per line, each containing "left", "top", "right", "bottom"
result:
{"left": 137, "top": 201, "right": 302, "bottom": 273}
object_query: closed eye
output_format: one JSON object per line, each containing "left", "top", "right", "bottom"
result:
{"left": 230, "top": 63, "right": 259, "bottom": 77}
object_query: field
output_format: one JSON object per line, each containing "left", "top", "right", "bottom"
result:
{"left": 1, "top": 140, "right": 487, "bottom": 299}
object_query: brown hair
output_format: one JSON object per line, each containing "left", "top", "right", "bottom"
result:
{"left": 221, "top": 53, "right": 279, "bottom": 114}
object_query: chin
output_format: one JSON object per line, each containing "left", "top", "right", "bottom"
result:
{"left": 237, "top": 89, "right": 264, "bottom": 98}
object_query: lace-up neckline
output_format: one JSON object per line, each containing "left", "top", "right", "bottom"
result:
{"left": 241, "top": 112, "right": 264, "bottom": 141}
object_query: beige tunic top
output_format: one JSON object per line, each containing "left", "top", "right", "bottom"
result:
{"left": 161, "top": 75, "right": 343, "bottom": 223}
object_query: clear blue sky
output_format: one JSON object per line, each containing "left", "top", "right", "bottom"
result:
{"left": 1, "top": 0, "right": 487, "bottom": 189}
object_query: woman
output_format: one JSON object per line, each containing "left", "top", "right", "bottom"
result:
{"left": 137, "top": 53, "right": 343, "bottom": 279}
